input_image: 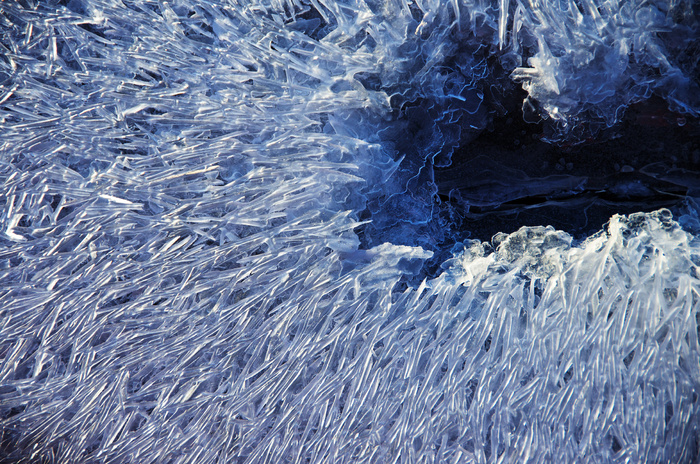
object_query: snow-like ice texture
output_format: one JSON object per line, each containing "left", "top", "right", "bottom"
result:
{"left": 0, "top": 1, "right": 699, "bottom": 463}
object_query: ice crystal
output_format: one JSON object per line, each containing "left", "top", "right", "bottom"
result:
{"left": 0, "top": 1, "right": 698, "bottom": 463}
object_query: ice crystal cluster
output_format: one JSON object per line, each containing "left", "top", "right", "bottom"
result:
{"left": 0, "top": 0, "right": 699, "bottom": 463}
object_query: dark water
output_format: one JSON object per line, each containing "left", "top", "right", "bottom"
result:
{"left": 436, "top": 96, "right": 700, "bottom": 241}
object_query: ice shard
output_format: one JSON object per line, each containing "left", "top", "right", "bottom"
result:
{"left": 0, "top": 0, "right": 698, "bottom": 463}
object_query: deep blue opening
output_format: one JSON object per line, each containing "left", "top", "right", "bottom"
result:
{"left": 437, "top": 95, "right": 700, "bottom": 242}
{"left": 360, "top": 86, "right": 700, "bottom": 279}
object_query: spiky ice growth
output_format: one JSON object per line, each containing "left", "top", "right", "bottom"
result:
{"left": 0, "top": 1, "right": 699, "bottom": 463}
{"left": 508, "top": 0, "right": 700, "bottom": 140}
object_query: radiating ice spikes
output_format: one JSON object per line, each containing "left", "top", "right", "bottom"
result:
{"left": 0, "top": 1, "right": 699, "bottom": 464}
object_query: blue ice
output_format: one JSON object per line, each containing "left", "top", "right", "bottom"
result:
{"left": 0, "top": 1, "right": 698, "bottom": 463}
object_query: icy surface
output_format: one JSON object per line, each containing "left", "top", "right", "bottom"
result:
{"left": 0, "top": 0, "right": 699, "bottom": 463}
{"left": 509, "top": 0, "right": 700, "bottom": 140}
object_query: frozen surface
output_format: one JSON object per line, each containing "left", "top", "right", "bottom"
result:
{"left": 0, "top": 0, "right": 699, "bottom": 463}
{"left": 508, "top": 0, "right": 700, "bottom": 140}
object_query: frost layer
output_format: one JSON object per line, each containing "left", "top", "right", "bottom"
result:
{"left": 0, "top": 1, "right": 699, "bottom": 463}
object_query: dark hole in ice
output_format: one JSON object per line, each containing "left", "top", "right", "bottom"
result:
{"left": 483, "top": 333, "right": 492, "bottom": 352}
{"left": 611, "top": 435, "right": 622, "bottom": 453}
{"left": 665, "top": 401, "right": 674, "bottom": 427}
{"left": 623, "top": 350, "right": 635, "bottom": 369}
{"left": 77, "top": 22, "right": 106, "bottom": 40}
{"left": 434, "top": 94, "right": 700, "bottom": 242}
